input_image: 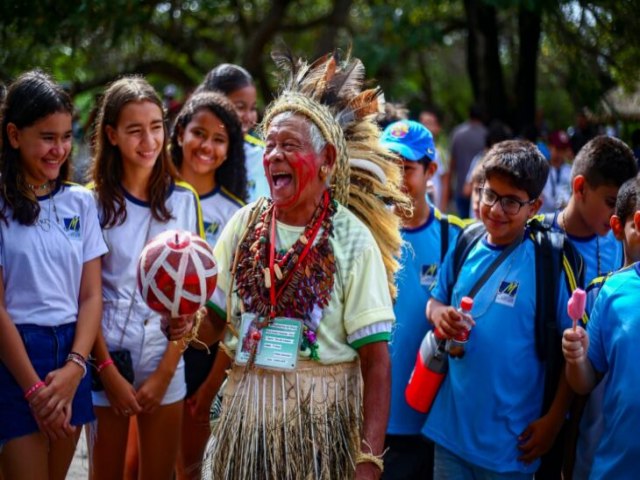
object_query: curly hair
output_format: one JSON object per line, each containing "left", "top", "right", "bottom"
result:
{"left": 0, "top": 70, "right": 72, "bottom": 225}
{"left": 91, "top": 76, "right": 178, "bottom": 228}
{"left": 170, "top": 91, "right": 247, "bottom": 201}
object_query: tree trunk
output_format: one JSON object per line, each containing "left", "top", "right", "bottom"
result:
{"left": 314, "top": 0, "right": 354, "bottom": 58}
{"left": 464, "top": 0, "right": 507, "bottom": 122}
{"left": 515, "top": 5, "right": 542, "bottom": 133}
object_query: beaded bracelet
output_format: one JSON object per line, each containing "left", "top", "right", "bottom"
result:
{"left": 24, "top": 381, "right": 45, "bottom": 400}
{"left": 66, "top": 354, "right": 87, "bottom": 378}
{"left": 96, "top": 358, "right": 114, "bottom": 374}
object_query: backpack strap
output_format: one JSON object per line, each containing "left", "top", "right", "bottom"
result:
{"left": 453, "top": 222, "right": 486, "bottom": 279}
{"left": 529, "top": 216, "right": 585, "bottom": 413}
{"left": 439, "top": 215, "right": 449, "bottom": 263}
{"left": 446, "top": 221, "right": 486, "bottom": 305}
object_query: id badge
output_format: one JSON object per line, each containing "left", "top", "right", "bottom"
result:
{"left": 235, "top": 312, "right": 302, "bottom": 371}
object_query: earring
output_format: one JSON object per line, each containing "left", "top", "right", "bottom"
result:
{"left": 320, "top": 165, "right": 328, "bottom": 180}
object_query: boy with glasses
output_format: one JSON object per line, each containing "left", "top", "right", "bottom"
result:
{"left": 422, "top": 140, "right": 575, "bottom": 479}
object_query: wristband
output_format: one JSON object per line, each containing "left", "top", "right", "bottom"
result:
{"left": 69, "top": 351, "right": 86, "bottom": 362}
{"left": 66, "top": 354, "right": 88, "bottom": 378}
{"left": 96, "top": 358, "right": 114, "bottom": 374}
{"left": 24, "top": 381, "right": 45, "bottom": 400}
{"left": 355, "top": 451, "right": 385, "bottom": 473}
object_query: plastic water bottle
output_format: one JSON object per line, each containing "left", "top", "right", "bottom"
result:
{"left": 448, "top": 296, "right": 474, "bottom": 359}
{"left": 405, "top": 327, "right": 449, "bottom": 413}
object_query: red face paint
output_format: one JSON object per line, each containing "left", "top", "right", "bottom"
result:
{"left": 276, "top": 151, "right": 317, "bottom": 209}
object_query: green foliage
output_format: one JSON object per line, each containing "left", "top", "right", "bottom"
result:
{"left": 1, "top": 0, "right": 639, "bottom": 132}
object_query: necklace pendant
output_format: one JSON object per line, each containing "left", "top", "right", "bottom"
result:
{"left": 264, "top": 267, "right": 272, "bottom": 288}
{"left": 273, "top": 263, "right": 283, "bottom": 280}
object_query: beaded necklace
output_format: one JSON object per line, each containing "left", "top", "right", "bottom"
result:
{"left": 235, "top": 191, "right": 337, "bottom": 360}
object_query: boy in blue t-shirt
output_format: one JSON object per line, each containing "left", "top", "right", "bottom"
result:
{"left": 380, "top": 120, "right": 464, "bottom": 479}
{"left": 424, "top": 140, "right": 574, "bottom": 478}
{"left": 551, "top": 136, "right": 638, "bottom": 286}
{"left": 571, "top": 177, "right": 640, "bottom": 479}
{"left": 562, "top": 178, "right": 640, "bottom": 479}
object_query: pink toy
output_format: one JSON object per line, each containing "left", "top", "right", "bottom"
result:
{"left": 567, "top": 288, "right": 586, "bottom": 330}
{"left": 138, "top": 230, "right": 218, "bottom": 317}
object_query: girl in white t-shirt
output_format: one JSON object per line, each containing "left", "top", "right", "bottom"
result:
{"left": 0, "top": 71, "right": 106, "bottom": 478}
{"left": 89, "top": 76, "right": 203, "bottom": 480}
{"left": 170, "top": 91, "right": 246, "bottom": 479}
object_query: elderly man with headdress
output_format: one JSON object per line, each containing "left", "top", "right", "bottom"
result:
{"left": 198, "top": 50, "right": 410, "bottom": 480}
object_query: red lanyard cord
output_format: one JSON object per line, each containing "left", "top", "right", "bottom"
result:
{"left": 268, "top": 191, "right": 330, "bottom": 317}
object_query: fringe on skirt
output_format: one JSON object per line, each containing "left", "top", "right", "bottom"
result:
{"left": 202, "top": 360, "right": 363, "bottom": 480}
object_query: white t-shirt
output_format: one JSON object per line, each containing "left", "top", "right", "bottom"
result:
{"left": 200, "top": 186, "right": 244, "bottom": 247}
{"left": 0, "top": 182, "right": 108, "bottom": 327}
{"left": 212, "top": 202, "right": 395, "bottom": 364}
{"left": 99, "top": 181, "right": 203, "bottom": 304}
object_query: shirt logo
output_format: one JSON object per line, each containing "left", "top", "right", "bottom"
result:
{"left": 421, "top": 264, "right": 438, "bottom": 288}
{"left": 63, "top": 216, "right": 81, "bottom": 239}
{"left": 495, "top": 280, "right": 519, "bottom": 307}
{"left": 204, "top": 221, "right": 220, "bottom": 245}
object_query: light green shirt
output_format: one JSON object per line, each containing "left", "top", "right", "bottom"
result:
{"left": 212, "top": 201, "right": 395, "bottom": 364}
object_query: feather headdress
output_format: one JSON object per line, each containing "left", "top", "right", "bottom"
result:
{"left": 262, "top": 49, "right": 411, "bottom": 299}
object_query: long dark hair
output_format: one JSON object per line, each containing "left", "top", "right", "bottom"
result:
{"left": 0, "top": 70, "right": 72, "bottom": 225}
{"left": 91, "top": 76, "right": 178, "bottom": 228}
{"left": 196, "top": 64, "right": 254, "bottom": 96}
{"left": 171, "top": 91, "right": 247, "bottom": 201}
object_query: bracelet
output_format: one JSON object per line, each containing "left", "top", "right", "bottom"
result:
{"left": 24, "top": 381, "right": 45, "bottom": 400}
{"left": 66, "top": 354, "right": 87, "bottom": 378}
{"left": 69, "top": 351, "right": 86, "bottom": 363}
{"left": 355, "top": 451, "right": 385, "bottom": 473}
{"left": 96, "top": 358, "right": 114, "bottom": 374}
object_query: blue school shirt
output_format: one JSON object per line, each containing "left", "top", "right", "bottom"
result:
{"left": 387, "top": 208, "right": 462, "bottom": 435}
{"left": 587, "top": 263, "right": 640, "bottom": 479}
{"left": 549, "top": 212, "right": 622, "bottom": 285}
{"left": 574, "top": 272, "right": 612, "bottom": 480}
{"left": 422, "top": 234, "right": 571, "bottom": 474}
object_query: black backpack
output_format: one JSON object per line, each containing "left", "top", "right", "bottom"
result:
{"left": 447, "top": 214, "right": 585, "bottom": 413}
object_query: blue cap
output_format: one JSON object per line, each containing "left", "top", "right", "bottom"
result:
{"left": 380, "top": 120, "right": 436, "bottom": 162}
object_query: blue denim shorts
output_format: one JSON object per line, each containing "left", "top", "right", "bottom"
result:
{"left": 0, "top": 322, "right": 95, "bottom": 446}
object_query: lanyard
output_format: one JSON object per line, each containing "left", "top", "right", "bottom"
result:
{"left": 268, "top": 191, "right": 330, "bottom": 318}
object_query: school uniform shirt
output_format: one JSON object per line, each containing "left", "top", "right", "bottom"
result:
{"left": 99, "top": 181, "right": 203, "bottom": 304}
{"left": 574, "top": 272, "right": 611, "bottom": 480}
{"left": 422, "top": 234, "right": 571, "bottom": 474}
{"left": 200, "top": 186, "right": 245, "bottom": 248}
{"left": 0, "top": 182, "right": 108, "bottom": 327}
{"left": 388, "top": 208, "right": 463, "bottom": 435}
{"left": 244, "top": 134, "right": 270, "bottom": 202}
{"left": 550, "top": 211, "right": 623, "bottom": 286}
{"left": 586, "top": 263, "right": 640, "bottom": 479}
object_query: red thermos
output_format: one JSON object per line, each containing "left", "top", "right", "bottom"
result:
{"left": 405, "top": 327, "right": 449, "bottom": 413}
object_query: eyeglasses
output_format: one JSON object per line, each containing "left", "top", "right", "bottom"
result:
{"left": 476, "top": 187, "right": 535, "bottom": 215}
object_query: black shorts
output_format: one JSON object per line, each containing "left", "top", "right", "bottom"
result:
{"left": 183, "top": 342, "right": 219, "bottom": 398}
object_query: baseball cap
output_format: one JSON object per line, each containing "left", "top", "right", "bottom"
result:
{"left": 380, "top": 120, "right": 436, "bottom": 162}
{"left": 548, "top": 130, "right": 571, "bottom": 149}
